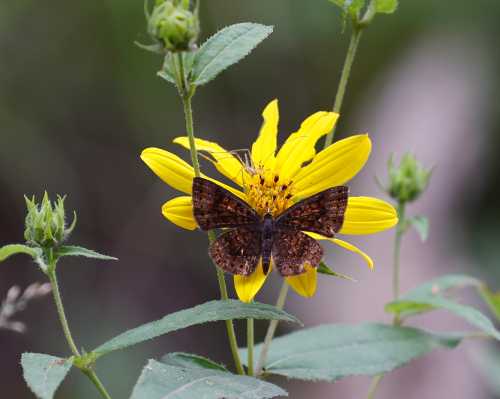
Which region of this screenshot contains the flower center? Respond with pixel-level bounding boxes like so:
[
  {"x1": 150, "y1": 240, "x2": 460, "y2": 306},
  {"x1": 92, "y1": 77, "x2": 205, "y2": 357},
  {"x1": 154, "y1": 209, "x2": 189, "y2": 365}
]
[{"x1": 243, "y1": 166, "x2": 294, "y2": 217}]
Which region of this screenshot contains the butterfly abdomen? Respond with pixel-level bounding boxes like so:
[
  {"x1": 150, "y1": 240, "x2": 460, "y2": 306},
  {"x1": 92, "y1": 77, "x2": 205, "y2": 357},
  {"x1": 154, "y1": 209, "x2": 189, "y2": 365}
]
[{"x1": 261, "y1": 214, "x2": 274, "y2": 275}]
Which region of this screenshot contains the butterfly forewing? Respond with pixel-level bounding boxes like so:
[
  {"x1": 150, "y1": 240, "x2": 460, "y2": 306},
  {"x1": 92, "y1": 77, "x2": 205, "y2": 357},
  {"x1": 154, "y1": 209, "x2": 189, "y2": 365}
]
[
  {"x1": 276, "y1": 186, "x2": 348, "y2": 237},
  {"x1": 209, "y1": 227, "x2": 261, "y2": 276},
  {"x1": 272, "y1": 231, "x2": 323, "y2": 276},
  {"x1": 192, "y1": 177, "x2": 259, "y2": 230}
]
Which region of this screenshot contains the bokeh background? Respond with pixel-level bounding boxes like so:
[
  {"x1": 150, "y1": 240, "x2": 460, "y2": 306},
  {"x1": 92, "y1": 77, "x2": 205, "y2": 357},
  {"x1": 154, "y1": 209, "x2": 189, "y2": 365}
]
[{"x1": 2, "y1": 0, "x2": 500, "y2": 397}]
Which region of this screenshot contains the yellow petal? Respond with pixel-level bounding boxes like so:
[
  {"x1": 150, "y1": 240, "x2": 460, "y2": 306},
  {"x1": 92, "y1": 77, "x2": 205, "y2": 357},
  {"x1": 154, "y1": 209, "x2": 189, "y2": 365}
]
[
  {"x1": 274, "y1": 111, "x2": 339, "y2": 181},
  {"x1": 173, "y1": 137, "x2": 250, "y2": 187},
  {"x1": 292, "y1": 134, "x2": 371, "y2": 199},
  {"x1": 285, "y1": 264, "x2": 317, "y2": 297},
  {"x1": 161, "y1": 196, "x2": 197, "y2": 230},
  {"x1": 234, "y1": 260, "x2": 269, "y2": 303},
  {"x1": 251, "y1": 99, "x2": 279, "y2": 170},
  {"x1": 340, "y1": 196, "x2": 398, "y2": 235},
  {"x1": 331, "y1": 238, "x2": 374, "y2": 270},
  {"x1": 141, "y1": 147, "x2": 195, "y2": 194},
  {"x1": 141, "y1": 147, "x2": 247, "y2": 200}
]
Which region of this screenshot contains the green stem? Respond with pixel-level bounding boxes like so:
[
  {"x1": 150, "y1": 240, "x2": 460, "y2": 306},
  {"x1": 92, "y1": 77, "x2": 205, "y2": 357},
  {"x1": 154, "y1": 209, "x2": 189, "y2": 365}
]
[
  {"x1": 323, "y1": 27, "x2": 363, "y2": 148},
  {"x1": 366, "y1": 375, "x2": 383, "y2": 399},
  {"x1": 366, "y1": 201, "x2": 406, "y2": 398},
  {"x1": 255, "y1": 282, "x2": 289, "y2": 376},
  {"x1": 47, "y1": 267, "x2": 113, "y2": 399},
  {"x1": 174, "y1": 55, "x2": 244, "y2": 375},
  {"x1": 82, "y1": 369, "x2": 113, "y2": 399},
  {"x1": 393, "y1": 202, "x2": 406, "y2": 306},
  {"x1": 209, "y1": 230, "x2": 245, "y2": 375},
  {"x1": 177, "y1": 54, "x2": 201, "y2": 177},
  {"x1": 247, "y1": 317, "x2": 255, "y2": 376},
  {"x1": 47, "y1": 269, "x2": 80, "y2": 357}
]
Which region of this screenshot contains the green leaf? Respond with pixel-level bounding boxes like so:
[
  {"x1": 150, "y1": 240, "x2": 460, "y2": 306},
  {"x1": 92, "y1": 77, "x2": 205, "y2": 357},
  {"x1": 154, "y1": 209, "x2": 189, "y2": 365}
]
[
  {"x1": 55, "y1": 245, "x2": 117, "y2": 261},
  {"x1": 407, "y1": 216, "x2": 429, "y2": 242},
  {"x1": 375, "y1": 0, "x2": 398, "y2": 13},
  {"x1": 191, "y1": 23, "x2": 273, "y2": 86},
  {"x1": 21, "y1": 353, "x2": 73, "y2": 399},
  {"x1": 161, "y1": 352, "x2": 228, "y2": 371},
  {"x1": 317, "y1": 262, "x2": 357, "y2": 282},
  {"x1": 328, "y1": 0, "x2": 366, "y2": 17},
  {"x1": 478, "y1": 285, "x2": 500, "y2": 321},
  {"x1": 93, "y1": 300, "x2": 300, "y2": 358},
  {"x1": 241, "y1": 323, "x2": 460, "y2": 382},
  {"x1": 158, "y1": 52, "x2": 196, "y2": 86},
  {"x1": 131, "y1": 360, "x2": 287, "y2": 399},
  {"x1": 0, "y1": 244, "x2": 41, "y2": 262},
  {"x1": 386, "y1": 275, "x2": 500, "y2": 340}
]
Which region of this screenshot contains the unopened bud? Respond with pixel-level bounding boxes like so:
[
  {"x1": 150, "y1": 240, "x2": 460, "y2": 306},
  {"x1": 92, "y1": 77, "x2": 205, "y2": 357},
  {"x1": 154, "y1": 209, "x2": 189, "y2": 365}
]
[
  {"x1": 148, "y1": 0, "x2": 199, "y2": 52},
  {"x1": 24, "y1": 192, "x2": 77, "y2": 248},
  {"x1": 386, "y1": 153, "x2": 432, "y2": 203}
]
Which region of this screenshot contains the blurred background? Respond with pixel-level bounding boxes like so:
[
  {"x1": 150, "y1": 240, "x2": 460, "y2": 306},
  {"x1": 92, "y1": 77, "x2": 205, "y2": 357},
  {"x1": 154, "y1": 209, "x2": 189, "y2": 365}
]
[{"x1": 1, "y1": 0, "x2": 500, "y2": 397}]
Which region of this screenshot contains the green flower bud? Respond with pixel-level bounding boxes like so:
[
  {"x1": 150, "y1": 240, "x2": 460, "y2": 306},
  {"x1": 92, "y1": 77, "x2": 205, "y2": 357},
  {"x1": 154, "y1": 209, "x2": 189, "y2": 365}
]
[
  {"x1": 24, "y1": 192, "x2": 77, "y2": 248},
  {"x1": 386, "y1": 153, "x2": 432, "y2": 203},
  {"x1": 148, "y1": 0, "x2": 199, "y2": 52}
]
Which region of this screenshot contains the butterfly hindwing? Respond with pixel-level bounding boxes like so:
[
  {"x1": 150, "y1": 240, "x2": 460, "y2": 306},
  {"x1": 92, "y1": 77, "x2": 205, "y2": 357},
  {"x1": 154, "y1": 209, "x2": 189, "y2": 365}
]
[
  {"x1": 275, "y1": 186, "x2": 348, "y2": 237},
  {"x1": 209, "y1": 227, "x2": 261, "y2": 276},
  {"x1": 192, "y1": 177, "x2": 259, "y2": 230},
  {"x1": 272, "y1": 230, "x2": 323, "y2": 276}
]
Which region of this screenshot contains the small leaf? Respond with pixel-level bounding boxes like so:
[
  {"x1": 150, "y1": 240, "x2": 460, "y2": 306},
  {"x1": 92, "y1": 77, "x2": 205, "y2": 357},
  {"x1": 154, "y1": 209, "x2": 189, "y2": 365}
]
[
  {"x1": 479, "y1": 285, "x2": 500, "y2": 321},
  {"x1": 55, "y1": 245, "x2": 117, "y2": 261},
  {"x1": 375, "y1": 0, "x2": 398, "y2": 13},
  {"x1": 135, "y1": 41, "x2": 165, "y2": 55},
  {"x1": 328, "y1": 0, "x2": 366, "y2": 17},
  {"x1": 93, "y1": 300, "x2": 300, "y2": 358},
  {"x1": 158, "y1": 52, "x2": 196, "y2": 86},
  {"x1": 161, "y1": 352, "x2": 228, "y2": 371},
  {"x1": 0, "y1": 244, "x2": 40, "y2": 262},
  {"x1": 407, "y1": 216, "x2": 429, "y2": 242},
  {"x1": 317, "y1": 262, "x2": 357, "y2": 282},
  {"x1": 21, "y1": 353, "x2": 72, "y2": 399},
  {"x1": 241, "y1": 323, "x2": 460, "y2": 382},
  {"x1": 131, "y1": 360, "x2": 287, "y2": 399},
  {"x1": 386, "y1": 274, "x2": 500, "y2": 340},
  {"x1": 191, "y1": 23, "x2": 273, "y2": 86}
]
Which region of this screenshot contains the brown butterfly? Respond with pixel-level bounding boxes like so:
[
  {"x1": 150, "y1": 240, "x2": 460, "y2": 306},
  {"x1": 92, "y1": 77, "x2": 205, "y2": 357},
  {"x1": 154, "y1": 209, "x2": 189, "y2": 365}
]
[{"x1": 192, "y1": 177, "x2": 348, "y2": 276}]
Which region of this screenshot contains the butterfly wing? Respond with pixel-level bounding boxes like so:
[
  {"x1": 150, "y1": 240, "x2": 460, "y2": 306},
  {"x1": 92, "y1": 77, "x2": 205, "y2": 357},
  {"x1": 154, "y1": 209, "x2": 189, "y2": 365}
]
[
  {"x1": 275, "y1": 186, "x2": 348, "y2": 237},
  {"x1": 272, "y1": 230, "x2": 323, "y2": 276},
  {"x1": 192, "y1": 177, "x2": 259, "y2": 230},
  {"x1": 209, "y1": 227, "x2": 261, "y2": 276}
]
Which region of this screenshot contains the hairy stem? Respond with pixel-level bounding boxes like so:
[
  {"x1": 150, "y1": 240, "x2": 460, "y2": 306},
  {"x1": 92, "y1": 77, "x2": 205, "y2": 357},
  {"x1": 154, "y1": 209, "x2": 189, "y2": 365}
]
[
  {"x1": 48, "y1": 268, "x2": 113, "y2": 399},
  {"x1": 209, "y1": 230, "x2": 245, "y2": 375},
  {"x1": 175, "y1": 55, "x2": 244, "y2": 375},
  {"x1": 82, "y1": 369, "x2": 113, "y2": 399},
  {"x1": 323, "y1": 27, "x2": 363, "y2": 147},
  {"x1": 256, "y1": 282, "x2": 289, "y2": 375},
  {"x1": 366, "y1": 201, "x2": 407, "y2": 398},
  {"x1": 48, "y1": 270, "x2": 80, "y2": 357},
  {"x1": 247, "y1": 317, "x2": 255, "y2": 376},
  {"x1": 366, "y1": 375, "x2": 384, "y2": 399}
]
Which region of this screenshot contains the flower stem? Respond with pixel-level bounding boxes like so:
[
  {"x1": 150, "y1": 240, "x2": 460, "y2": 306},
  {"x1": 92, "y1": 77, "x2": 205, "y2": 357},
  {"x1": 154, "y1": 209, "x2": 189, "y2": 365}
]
[
  {"x1": 209, "y1": 230, "x2": 245, "y2": 375},
  {"x1": 247, "y1": 317, "x2": 255, "y2": 376},
  {"x1": 177, "y1": 54, "x2": 201, "y2": 177},
  {"x1": 174, "y1": 54, "x2": 244, "y2": 375},
  {"x1": 392, "y1": 202, "x2": 406, "y2": 306},
  {"x1": 323, "y1": 27, "x2": 363, "y2": 148},
  {"x1": 365, "y1": 201, "x2": 407, "y2": 398},
  {"x1": 82, "y1": 369, "x2": 113, "y2": 399},
  {"x1": 47, "y1": 269, "x2": 80, "y2": 357},
  {"x1": 255, "y1": 282, "x2": 289, "y2": 376},
  {"x1": 47, "y1": 267, "x2": 113, "y2": 399},
  {"x1": 366, "y1": 375, "x2": 384, "y2": 399}
]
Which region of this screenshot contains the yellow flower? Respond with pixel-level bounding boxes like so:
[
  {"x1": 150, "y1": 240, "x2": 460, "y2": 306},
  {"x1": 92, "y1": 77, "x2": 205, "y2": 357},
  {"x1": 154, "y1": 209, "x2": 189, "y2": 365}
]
[{"x1": 141, "y1": 99, "x2": 398, "y2": 302}]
